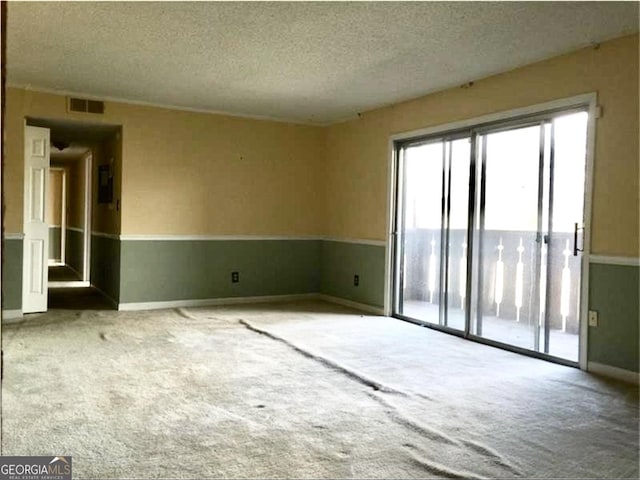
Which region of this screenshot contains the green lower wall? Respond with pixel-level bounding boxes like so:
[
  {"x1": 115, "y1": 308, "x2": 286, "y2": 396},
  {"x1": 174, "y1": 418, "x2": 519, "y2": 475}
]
[
  {"x1": 588, "y1": 263, "x2": 639, "y2": 372},
  {"x1": 2, "y1": 239, "x2": 23, "y2": 311},
  {"x1": 91, "y1": 234, "x2": 121, "y2": 304},
  {"x1": 48, "y1": 227, "x2": 61, "y2": 261},
  {"x1": 320, "y1": 241, "x2": 386, "y2": 308},
  {"x1": 119, "y1": 239, "x2": 321, "y2": 304},
  {"x1": 66, "y1": 228, "x2": 84, "y2": 276},
  {"x1": 4, "y1": 233, "x2": 638, "y2": 373}
]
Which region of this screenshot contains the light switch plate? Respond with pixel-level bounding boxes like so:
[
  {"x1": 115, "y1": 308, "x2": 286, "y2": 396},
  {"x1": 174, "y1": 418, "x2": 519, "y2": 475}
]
[{"x1": 588, "y1": 310, "x2": 598, "y2": 327}]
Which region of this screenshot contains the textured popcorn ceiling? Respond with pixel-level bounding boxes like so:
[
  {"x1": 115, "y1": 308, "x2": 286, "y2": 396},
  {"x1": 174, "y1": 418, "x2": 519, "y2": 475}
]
[{"x1": 7, "y1": 2, "x2": 639, "y2": 124}]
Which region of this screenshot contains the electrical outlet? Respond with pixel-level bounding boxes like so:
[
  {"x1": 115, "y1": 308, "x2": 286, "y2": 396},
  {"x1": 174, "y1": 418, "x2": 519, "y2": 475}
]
[
  {"x1": 588, "y1": 310, "x2": 598, "y2": 327},
  {"x1": 231, "y1": 271, "x2": 240, "y2": 283},
  {"x1": 354, "y1": 274, "x2": 359, "y2": 287}
]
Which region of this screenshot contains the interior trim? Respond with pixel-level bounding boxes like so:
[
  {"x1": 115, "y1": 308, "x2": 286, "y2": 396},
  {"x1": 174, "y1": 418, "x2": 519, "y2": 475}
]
[
  {"x1": 94, "y1": 233, "x2": 386, "y2": 246},
  {"x1": 118, "y1": 293, "x2": 385, "y2": 315},
  {"x1": 589, "y1": 255, "x2": 640, "y2": 267},
  {"x1": 1, "y1": 309, "x2": 24, "y2": 322},
  {"x1": 48, "y1": 281, "x2": 91, "y2": 288},
  {"x1": 389, "y1": 93, "x2": 598, "y2": 143},
  {"x1": 318, "y1": 294, "x2": 385, "y2": 315},
  {"x1": 588, "y1": 361, "x2": 639, "y2": 384},
  {"x1": 322, "y1": 237, "x2": 387, "y2": 247},
  {"x1": 91, "y1": 231, "x2": 120, "y2": 240},
  {"x1": 118, "y1": 293, "x2": 319, "y2": 311},
  {"x1": 4, "y1": 232, "x2": 25, "y2": 240},
  {"x1": 8, "y1": 83, "x2": 326, "y2": 127},
  {"x1": 119, "y1": 234, "x2": 322, "y2": 241}
]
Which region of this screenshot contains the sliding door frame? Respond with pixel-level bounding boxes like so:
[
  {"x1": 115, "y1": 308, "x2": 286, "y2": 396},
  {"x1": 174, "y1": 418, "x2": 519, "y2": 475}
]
[
  {"x1": 391, "y1": 132, "x2": 472, "y2": 336},
  {"x1": 384, "y1": 93, "x2": 597, "y2": 370}
]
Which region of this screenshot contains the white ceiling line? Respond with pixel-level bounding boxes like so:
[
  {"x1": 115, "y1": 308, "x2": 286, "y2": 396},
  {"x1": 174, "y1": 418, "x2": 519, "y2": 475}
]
[{"x1": 8, "y1": 83, "x2": 332, "y2": 127}]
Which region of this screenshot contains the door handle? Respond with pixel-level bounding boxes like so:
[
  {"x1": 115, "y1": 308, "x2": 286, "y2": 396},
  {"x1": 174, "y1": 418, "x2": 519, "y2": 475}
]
[
  {"x1": 536, "y1": 233, "x2": 550, "y2": 244},
  {"x1": 573, "y1": 223, "x2": 584, "y2": 256}
]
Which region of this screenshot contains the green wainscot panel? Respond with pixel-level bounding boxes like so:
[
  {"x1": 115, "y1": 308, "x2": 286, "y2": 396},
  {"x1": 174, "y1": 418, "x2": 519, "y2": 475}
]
[
  {"x1": 66, "y1": 229, "x2": 85, "y2": 276},
  {"x1": 119, "y1": 239, "x2": 321, "y2": 304},
  {"x1": 588, "y1": 262, "x2": 639, "y2": 372},
  {"x1": 320, "y1": 240, "x2": 385, "y2": 308},
  {"x1": 49, "y1": 227, "x2": 61, "y2": 261},
  {"x1": 91, "y1": 234, "x2": 121, "y2": 303},
  {"x1": 2, "y1": 239, "x2": 23, "y2": 311}
]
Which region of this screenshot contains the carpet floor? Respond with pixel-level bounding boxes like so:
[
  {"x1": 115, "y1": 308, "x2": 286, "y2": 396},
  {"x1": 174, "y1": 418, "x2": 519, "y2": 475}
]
[{"x1": 2, "y1": 301, "x2": 638, "y2": 479}]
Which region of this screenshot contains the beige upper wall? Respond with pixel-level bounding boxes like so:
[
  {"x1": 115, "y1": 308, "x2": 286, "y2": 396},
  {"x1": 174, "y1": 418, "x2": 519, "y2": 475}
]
[
  {"x1": 5, "y1": 88, "x2": 325, "y2": 235},
  {"x1": 324, "y1": 34, "x2": 639, "y2": 257},
  {"x1": 6, "y1": 34, "x2": 638, "y2": 253},
  {"x1": 116, "y1": 104, "x2": 324, "y2": 236}
]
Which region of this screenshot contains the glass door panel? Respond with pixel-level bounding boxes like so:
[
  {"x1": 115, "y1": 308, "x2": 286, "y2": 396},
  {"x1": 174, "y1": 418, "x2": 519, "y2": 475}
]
[
  {"x1": 444, "y1": 138, "x2": 471, "y2": 331},
  {"x1": 475, "y1": 125, "x2": 543, "y2": 351},
  {"x1": 397, "y1": 141, "x2": 444, "y2": 325},
  {"x1": 542, "y1": 112, "x2": 588, "y2": 361}
]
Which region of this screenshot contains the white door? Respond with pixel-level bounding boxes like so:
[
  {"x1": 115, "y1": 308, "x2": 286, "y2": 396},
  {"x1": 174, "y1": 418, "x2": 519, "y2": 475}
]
[{"x1": 23, "y1": 125, "x2": 50, "y2": 313}]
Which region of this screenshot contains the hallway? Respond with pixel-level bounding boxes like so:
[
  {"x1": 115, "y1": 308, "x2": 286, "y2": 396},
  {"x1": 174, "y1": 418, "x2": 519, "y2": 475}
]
[
  {"x1": 48, "y1": 265, "x2": 113, "y2": 310},
  {"x1": 48, "y1": 265, "x2": 81, "y2": 282}
]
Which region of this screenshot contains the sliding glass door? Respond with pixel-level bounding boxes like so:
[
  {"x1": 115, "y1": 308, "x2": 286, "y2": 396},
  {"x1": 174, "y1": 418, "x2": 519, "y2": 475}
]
[
  {"x1": 395, "y1": 140, "x2": 444, "y2": 326},
  {"x1": 395, "y1": 135, "x2": 470, "y2": 332},
  {"x1": 393, "y1": 108, "x2": 588, "y2": 365},
  {"x1": 474, "y1": 123, "x2": 544, "y2": 352},
  {"x1": 543, "y1": 112, "x2": 587, "y2": 360}
]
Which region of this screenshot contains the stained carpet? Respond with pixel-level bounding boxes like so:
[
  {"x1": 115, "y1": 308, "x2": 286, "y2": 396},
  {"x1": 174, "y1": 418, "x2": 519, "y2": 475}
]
[{"x1": 2, "y1": 301, "x2": 638, "y2": 478}]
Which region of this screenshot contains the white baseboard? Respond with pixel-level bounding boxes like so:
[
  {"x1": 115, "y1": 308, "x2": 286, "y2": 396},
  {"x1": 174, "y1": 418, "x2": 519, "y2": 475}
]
[
  {"x1": 48, "y1": 281, "x2": 91, "y2": 288},
  {"x1": 318, "y1": 294, "x2": 385, "y2": 315},
  {"x1": 587, "y1": 361, "x2": 639, "y2": 384},
  {"x1": 118, "y1": 293, "x2": 319, "y2": 311},
  {"x1": 1, "y1": 292, "x2": 380, "y2": 318},
  {"x1": 2, "y1": 309, "x2": 24, "y2": 323},
  {"x1": 114, "y1": 292, "x2": 385, "y2": 315}
]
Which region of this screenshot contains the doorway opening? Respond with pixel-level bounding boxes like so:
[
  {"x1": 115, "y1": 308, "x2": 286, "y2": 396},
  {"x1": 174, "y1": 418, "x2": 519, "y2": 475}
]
[
  {"x1": 24, "y1": 117, "x2": 120, "y2": 311},
  {"x1": 392, "y1": 101, "x2": 593, "y2": 366}
]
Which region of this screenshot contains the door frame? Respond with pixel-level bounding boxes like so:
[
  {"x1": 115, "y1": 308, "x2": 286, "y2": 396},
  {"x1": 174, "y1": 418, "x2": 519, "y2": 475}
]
[
  {"x1": 48, "y1": 167, "x2": 67, "y2": 266},
  {"x1": 384, "y1": 93, "x2": 598, "y2": 370},
  {"x1": 82, "y1": 151, "x2": 92, "y2": 283}
]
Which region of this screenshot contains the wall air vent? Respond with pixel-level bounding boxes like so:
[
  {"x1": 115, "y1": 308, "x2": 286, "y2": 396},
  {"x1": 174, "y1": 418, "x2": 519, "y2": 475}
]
[{"x1": 67, "y1": 97, "x2": 105, "y2": 114}]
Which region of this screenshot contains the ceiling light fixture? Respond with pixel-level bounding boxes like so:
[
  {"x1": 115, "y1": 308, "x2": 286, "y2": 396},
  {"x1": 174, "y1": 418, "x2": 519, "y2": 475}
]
[{"x1": 52, "y1": 140, "x2": 70, "y2": 151}]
